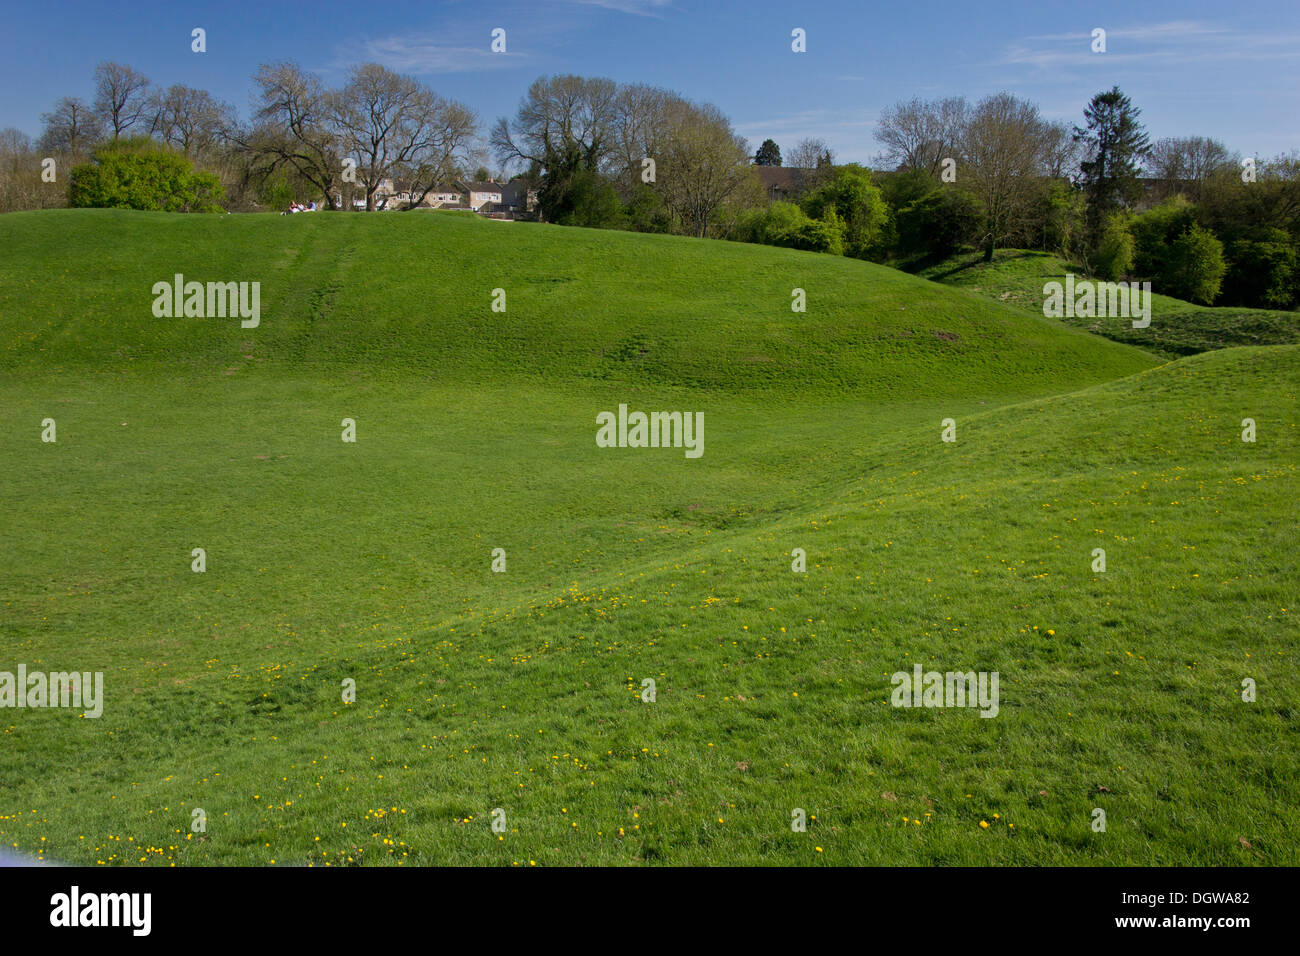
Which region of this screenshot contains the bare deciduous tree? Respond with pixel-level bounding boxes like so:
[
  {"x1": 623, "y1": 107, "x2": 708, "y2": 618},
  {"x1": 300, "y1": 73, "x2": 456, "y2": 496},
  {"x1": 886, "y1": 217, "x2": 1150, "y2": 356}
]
[
  {"x1": 1146, "y1": 136, "x2": 1234, "y2": 199},
  {"x1": 877, "y1": 96, "x2": 968, "y2": 176},
  {"x1": 245, "y1": 61, "x2": 343, "y2": 209},
  {"x1": 0, "y1": 127, "x2": 67, "y2": 212},
  {"x1": 38, "y1": 96, "x2": 104, "y2": 154},
  {"x1": 0, "y1": 128, "x2": 31, "y2": 167},
  {"x1": 610, "y1": 82, "x2": 675, "y2": 195},
  {"x1": 1039, "y1": 120, "x2": 1082, "y2": 181},
  {"x1": 655, "y1": 99, "x2": 753, "y2": 238},
  {"x1": 150, "y1": 85, "x2": 236, "y2": 156},
  {"x1": 491, "y1": 74, "x2": 620, "y2": 173},
  {"x1": 329, "y1": 64, "x2": 475, "y2": 210},
  {"x1": 960, "y1": 92, "x2": 1047, "y2": 260},
  {"x1": 787, "y1": 136, "x2": 833, "y2": 170},
  {"x1": 494, "y1": 74, "x2": 753, "y2": 232},
  {"x1": 93, "y1": 62, "x2": 152, "y2": 138},
  {"x1": 491, "y1": 75, "x2": 622, "y2": 222},
  {"x1": 787, "y1": 136, "x2": 836, "y2": 190}
]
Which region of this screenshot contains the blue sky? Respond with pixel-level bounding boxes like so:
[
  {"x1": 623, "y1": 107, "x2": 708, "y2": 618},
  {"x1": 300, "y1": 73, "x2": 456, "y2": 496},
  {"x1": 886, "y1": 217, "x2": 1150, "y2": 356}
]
[{"x1": 2, "y1": 0, "x2": 1297, "y2": 162}]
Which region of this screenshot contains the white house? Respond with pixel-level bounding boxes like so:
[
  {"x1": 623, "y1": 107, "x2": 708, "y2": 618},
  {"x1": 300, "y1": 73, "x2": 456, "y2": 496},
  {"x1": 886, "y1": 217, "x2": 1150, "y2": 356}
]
[{"x1": 460, "y1": 181, "x2": 503, "y2": 212}]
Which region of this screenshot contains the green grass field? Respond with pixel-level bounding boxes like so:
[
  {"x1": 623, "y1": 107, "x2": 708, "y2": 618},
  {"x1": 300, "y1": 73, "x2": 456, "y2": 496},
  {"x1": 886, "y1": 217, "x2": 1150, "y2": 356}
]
[
  {"x1": 1, "y1": 210, "x2": 1295, "y2": 865},
  {"x1": 914, "y1": 248, "x2": 1300, "y2": 359}
]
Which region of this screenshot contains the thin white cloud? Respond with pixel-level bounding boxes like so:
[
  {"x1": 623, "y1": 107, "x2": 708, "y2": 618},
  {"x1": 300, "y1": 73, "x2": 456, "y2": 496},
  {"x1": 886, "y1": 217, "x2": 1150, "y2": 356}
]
[
  {"x1": 1110, "y1": 20, "x2": 1232, "y2": 41},
  {"x1": 997, "y1": 44, "x2": 1140, "y2": 69},
  {"x1": 341, "y1": 34, "x2": 527, "y2": 74},
  {"x1": 995, "y1": 20, "x2": 1300, "y2": 71},
  {"x1": 736, "y1": 108, "x2": 881, "y2": 138},
  {"x1": 566, "y1": 0, "x2": 673, "y2": 16},
  {"x1": 1021, "y1": 20, "x2": 1229, "y2": 43}
]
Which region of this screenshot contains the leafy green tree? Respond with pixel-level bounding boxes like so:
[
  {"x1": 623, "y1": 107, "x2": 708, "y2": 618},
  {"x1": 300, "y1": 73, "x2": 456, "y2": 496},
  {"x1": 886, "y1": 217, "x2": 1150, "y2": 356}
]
[
  {"x1": 1196, "y1": 154, "x2": 1300, "y2": 259},
  {"x1": 1164, "y1": 223, "x2": 1226, "y2": 304},
  {"x1": 1130, "y1": 197, "x2": 1195, "y2": 278},
  {"x1": 878, "y1": 168, "x2": 936, "y2": 211},
  {"x1": 546, "y1": 163, "x2": 623, "y2": 228},
  {"x1": 1035, "y1": 180, "x2": 1086, "y2": 258},
  {"x1": 737, "y1": 202, "x2": 843, "y2": 254},
  {"x1": 68, "y1": 138, "x2": 224, "y2": 212},
  {"x1": 801, "y1": 163, "x2": 889, "y2": 259},
  {"x1": 624, "y1": 183, "x2": 672, "y2": 233},
  {"x1": 1094, "y1": 214, "x2": 1135, "y2": 281},
  {"x1": 1223, "y1": 231, "x2": 1298, "y2": 309},
  {"x1": 736, "y1": 201, "x2": 801, "y2": 244},
  {"x1": 754, "y1": 138, "x2": 782, "y2": 166},
  {"x1": 894, "y1": 188, "x2": 983, "y2": 261},
  {"x1": 534, "y1": 143, "x2": 584, "y2": 222},
  {"x1": 259, "y1": 171, "x2": 298, "y2": 211}
]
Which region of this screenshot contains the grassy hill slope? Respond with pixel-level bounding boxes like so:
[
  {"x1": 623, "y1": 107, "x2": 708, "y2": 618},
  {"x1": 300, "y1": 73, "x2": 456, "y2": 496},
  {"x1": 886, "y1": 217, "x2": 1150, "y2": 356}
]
[
  {"x1": 1, "y1": 210, "x2": 1155, "y2": 400},
  {"x1": 914, "y1": 249, "x2": 1300, "y2": 359},
  {"x1": 0, "y1": 212, "x2": 1294, "y2": 866}
]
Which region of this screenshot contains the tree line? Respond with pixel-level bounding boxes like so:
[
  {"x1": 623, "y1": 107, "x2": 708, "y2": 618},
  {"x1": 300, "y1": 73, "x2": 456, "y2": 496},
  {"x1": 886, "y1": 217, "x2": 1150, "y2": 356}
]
[
  {"x1": 1, "y1": 63, "x2": 1296, "y2": 309},
  {"x1": 0, "y1": 60, "x2": 479, "y2": 214}
]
